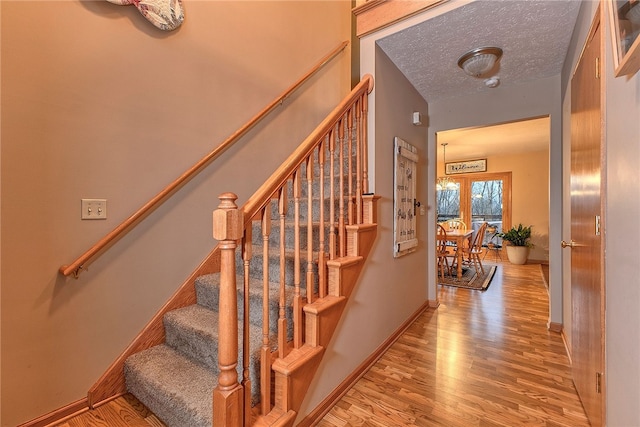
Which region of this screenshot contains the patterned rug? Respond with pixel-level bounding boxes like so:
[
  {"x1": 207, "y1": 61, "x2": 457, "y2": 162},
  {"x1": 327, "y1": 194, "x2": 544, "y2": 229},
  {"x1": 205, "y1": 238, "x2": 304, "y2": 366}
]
[{"x1": 438, "y1": 264, "x2": 497, "y2": 291}]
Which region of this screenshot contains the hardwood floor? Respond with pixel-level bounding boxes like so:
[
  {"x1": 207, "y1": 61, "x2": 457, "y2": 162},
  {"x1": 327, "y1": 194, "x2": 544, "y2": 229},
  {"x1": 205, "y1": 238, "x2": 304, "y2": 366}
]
[
  {"x1": 56, "y1": 260, "x2": 587, "y2": 426},
  {"x1": 317, "y1": 260, "x2": 589, "y2": 427},
  {"x1": 53, "y1": 394, "x2": 165, "y2": 427}
]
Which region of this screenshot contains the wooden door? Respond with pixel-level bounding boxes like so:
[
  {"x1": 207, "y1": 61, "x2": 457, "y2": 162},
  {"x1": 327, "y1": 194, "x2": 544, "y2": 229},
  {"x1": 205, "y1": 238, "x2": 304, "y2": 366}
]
[{"x1": 569, "y1": 9, "x2": 604, "y2": 426}]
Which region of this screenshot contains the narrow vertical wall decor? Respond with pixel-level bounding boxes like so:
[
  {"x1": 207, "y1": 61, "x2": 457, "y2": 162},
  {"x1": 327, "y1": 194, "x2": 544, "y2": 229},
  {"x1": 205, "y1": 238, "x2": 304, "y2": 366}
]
[
  {"x1": 393, "y1": 137, "x2": 419, "y2": 258},
  {"x1": 607, "y1": 0, "x2": 640, "y2": 76},
  {"x1": 106, "y1": 0, "x2": 184, "y2": 31}
]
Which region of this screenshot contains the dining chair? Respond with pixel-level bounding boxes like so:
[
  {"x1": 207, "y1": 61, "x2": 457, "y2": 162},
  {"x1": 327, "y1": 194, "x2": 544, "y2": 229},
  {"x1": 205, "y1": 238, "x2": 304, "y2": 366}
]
[
  {"x1": 461, "y1": 221, "x2": 488, "y2": 275},
  {"x1": 436, "y1": 224, "x2": 452, "y2": 279},
  {"x1": 483, "y1": 224, "x2": 502, "y2": 261},
  {"x1": 443, "y1": 219, "x2": 467, "y2": 231},
  {"x1": 443, "y1": 219, "x2": 469, "y2": 264}
]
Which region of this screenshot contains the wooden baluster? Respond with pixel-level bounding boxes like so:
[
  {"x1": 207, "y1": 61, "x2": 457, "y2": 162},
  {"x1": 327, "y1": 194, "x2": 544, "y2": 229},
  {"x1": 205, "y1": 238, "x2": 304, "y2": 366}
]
[
  {"x1": 260, "y1": 206, "x2": 271, "y2": 415},
  {"x1": 347, "y1": 108, "x2": 354, "y2": 226},
  {"x1": 278, "y1": 187, "x2": 288, "y2": 359},
  {"x1": 212, "y1": 193, "x2": 244, "y2": 427},
  {"x1": 292, "y1": 171, "x2": 303, "y2": 349},
  {"x1": 362, "y1": 92, "x2": 370, "y2": 195},
  {"x1": 318, "y1": 139, "x2": 327, "y2": 298},
  {"x1": 338, "y1": 116, "x2": 346, "y2": 258},
  {"x1": 329, "y1": 128, "x2": 336, "y2": 260},
  {"x1": 306, "y1": 156, "x2": 315, "y2": 304},
  {"x1": 355, "y1": 98, "x2": 363, "y2": 225},
  {"x1": 241, "y1": 227, "x2": 252, "y2": 425}
]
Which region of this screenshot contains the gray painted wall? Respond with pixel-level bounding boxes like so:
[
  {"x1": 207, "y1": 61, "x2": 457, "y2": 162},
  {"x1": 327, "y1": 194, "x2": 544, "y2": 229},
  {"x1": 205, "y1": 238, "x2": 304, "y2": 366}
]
[{"x1": 298, "y1": 42, "x2": 430, "y2": 421}]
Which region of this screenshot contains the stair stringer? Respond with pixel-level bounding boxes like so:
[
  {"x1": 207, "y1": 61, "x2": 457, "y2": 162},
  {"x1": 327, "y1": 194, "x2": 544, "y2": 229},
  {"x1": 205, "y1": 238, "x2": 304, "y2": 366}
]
[{"x1": 257, "y1": 221, "x2": 378, "y2": 426}]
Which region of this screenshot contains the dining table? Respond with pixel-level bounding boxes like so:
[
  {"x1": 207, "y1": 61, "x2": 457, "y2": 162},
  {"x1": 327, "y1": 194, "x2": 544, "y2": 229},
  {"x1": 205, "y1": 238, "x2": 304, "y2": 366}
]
[{"x1": 441, "y1": 228, "x2": 473, "y2": 279}]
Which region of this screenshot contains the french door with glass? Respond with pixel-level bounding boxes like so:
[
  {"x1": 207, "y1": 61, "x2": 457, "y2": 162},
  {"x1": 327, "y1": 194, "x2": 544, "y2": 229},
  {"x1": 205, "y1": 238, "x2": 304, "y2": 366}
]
[{"x1": 437, "y1": 172, "x2": 512, "y2": 245}]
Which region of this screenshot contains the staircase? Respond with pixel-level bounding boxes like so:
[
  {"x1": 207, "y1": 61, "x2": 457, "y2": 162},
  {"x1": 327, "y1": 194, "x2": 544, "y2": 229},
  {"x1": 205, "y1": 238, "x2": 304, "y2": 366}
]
[{"x1": 106, "y1": 75, "x2": 376, "y2": 426}]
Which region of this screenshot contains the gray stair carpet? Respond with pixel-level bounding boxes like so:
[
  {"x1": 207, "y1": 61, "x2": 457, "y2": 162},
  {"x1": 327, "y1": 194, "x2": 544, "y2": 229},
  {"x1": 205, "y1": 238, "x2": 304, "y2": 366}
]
[
  {"x1": 123, "y1": 165, "x2": 345, "y2": 426},
  {"x1": 125, "y1": 344, "x2": 216, "y2": 427}
]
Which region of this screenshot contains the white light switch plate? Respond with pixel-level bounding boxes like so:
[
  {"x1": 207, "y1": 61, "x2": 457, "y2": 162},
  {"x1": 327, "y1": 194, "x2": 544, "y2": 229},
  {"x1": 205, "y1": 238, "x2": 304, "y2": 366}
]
[{"x1": 81, "y1": 199, "x2": 107, "y2": 220}]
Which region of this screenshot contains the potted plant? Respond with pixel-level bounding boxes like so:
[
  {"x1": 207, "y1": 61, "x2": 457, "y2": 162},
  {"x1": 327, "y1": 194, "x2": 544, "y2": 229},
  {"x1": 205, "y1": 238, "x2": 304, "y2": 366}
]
[{"x1": 497, "y1": 223, "x2": 533, "y2": 265}]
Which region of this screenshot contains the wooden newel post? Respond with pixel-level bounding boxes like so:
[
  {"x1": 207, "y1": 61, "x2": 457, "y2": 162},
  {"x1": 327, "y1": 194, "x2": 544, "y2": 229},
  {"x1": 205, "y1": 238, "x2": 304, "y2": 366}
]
[{"x1": 212, "y1": 192, "x2": 244, "y2": 427}]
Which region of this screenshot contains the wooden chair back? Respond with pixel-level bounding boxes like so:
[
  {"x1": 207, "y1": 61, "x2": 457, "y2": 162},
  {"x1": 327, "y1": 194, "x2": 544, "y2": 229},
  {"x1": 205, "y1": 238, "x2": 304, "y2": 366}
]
[
  {"x1": 437, "y1": 224, "x2": 449, "y2": 254},
  {"x1": 436, "y1": 224, "x2": 451, "y2": 278},
  {"x1": 464, "y1": 221, "x2": 489, "y2": 275},
  {"x1": 443, "y1": 219, "x2": 467, "y2": 231},
  {"x1": 471, "y1": 222, "x2": 489, "y2": 252}
]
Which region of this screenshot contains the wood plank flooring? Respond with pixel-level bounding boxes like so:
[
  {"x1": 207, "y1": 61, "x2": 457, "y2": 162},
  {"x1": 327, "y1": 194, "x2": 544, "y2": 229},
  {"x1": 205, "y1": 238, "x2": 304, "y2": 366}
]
[
  {"x1": 56, "y1": 260, "x2": 588, "y2": 426},
  {"x1": 317, "y1": 260, "x2": 589, "y2": 427},
  {"x1": 54, "y1": 394, "x2": 165, "y2": 427}
]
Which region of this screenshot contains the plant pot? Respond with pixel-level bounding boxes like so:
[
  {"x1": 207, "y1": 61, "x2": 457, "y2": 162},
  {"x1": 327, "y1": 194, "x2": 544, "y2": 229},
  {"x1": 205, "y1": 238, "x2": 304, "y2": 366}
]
[{"x1": 505, "y1": 245, "x2": 530, "y2": 265}]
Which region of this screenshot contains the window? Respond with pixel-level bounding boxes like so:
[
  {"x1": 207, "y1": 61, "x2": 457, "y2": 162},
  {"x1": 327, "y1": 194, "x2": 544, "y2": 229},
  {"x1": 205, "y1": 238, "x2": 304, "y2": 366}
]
[{"x1": 437, "y1": 172, "x2": 512, "y2": 246}]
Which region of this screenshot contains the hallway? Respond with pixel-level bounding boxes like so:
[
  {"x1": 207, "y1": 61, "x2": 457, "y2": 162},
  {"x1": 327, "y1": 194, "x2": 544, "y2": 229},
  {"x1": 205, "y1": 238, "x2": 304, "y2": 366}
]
[{"x1": 317, "y1": 260, "x2": 590, "y2": 426}]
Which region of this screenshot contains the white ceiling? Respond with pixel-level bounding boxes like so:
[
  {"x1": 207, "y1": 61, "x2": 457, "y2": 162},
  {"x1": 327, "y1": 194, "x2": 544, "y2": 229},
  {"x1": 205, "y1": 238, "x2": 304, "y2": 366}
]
[
  {"x1": 436, "y1": 116, "x2": 550, "y2": 161},
  {"x1": 375, "y1": 0, "x2": 582, "y2": 158}
]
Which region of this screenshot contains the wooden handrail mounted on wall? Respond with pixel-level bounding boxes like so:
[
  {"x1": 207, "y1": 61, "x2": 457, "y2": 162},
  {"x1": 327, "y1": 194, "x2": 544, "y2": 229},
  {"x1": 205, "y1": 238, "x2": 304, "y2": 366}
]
[
  {"x1": 59, "y1": 41, "x2": 349, "y2": 278},
  {"x1": 85, "y1": 75, "x2": 374, "y2": 412}
]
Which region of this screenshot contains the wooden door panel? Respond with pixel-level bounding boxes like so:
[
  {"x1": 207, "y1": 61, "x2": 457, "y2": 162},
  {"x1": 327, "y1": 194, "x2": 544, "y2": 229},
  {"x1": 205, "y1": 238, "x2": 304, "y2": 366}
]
[{"x1": 570, "y1": 11, "x2": 604, "y2": 427}]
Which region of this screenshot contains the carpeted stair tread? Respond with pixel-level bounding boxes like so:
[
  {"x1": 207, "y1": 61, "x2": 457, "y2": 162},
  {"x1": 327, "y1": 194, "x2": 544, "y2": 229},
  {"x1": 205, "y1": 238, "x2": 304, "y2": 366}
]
[
  {"x1": 243, "y1": 244, "x2": 321, "y2": 263},
  {"x1": 196, "y1": 272, "x2": 284, "y2": 315},
  {"x1": 265, "y1": 194, "x2": 355, "y2": 222},
  {"x1": 164, "y1": 304, "x2": 223, "y2": 372},
  {"x1": 245, "y1": 244, "x2": 320, "y2": 265},
  {"x1": 124, "y1": 344, "x2": 215, "y2": 427},
  {"x1": 195, "y1": 273, "x2": 304, "y2": 340},
  {"x1": 164, "y1": 304, "x2": 270, "y2": 371},
  {"x1": 234, "y1": 245, "x2": 321, "y2": 289},
  {"x1": 250, "y1": 220, "x2": 332, "y2": 249},
  {"x1": 163, "y1": 304, "x2": 274, "y2": 406}
]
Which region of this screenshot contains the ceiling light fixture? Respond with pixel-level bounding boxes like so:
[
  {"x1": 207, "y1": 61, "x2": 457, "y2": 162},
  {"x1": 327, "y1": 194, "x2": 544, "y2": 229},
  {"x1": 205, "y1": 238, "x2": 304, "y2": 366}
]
[
  {"x1": 457, "y1": 47, "x2": 503, "y2": 78},
  {"x1": 436, "y1": 143, "x2": 458, "y2": 191}
]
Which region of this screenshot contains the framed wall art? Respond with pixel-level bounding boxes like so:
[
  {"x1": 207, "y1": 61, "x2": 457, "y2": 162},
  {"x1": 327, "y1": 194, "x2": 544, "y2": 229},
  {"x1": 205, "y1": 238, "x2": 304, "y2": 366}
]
[{"x1": 607, "y1": 0, "x2": 640, "y2": 77}]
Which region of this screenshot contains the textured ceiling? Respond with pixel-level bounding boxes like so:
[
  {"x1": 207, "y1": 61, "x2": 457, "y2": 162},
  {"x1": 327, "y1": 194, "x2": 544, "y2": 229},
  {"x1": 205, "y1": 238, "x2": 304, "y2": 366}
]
[
  {"x1": 376, "y1": 0, "x2": 581, "y2": 158},
  {"x1": 377, "y1": 0, "x2": 582, "y2": 102}
]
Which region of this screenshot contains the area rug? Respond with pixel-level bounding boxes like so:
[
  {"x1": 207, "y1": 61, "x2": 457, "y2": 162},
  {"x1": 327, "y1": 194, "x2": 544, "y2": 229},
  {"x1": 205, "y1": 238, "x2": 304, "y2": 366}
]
[{"x1": 439, "y1": 265, "x2": 497, "y2": 291}]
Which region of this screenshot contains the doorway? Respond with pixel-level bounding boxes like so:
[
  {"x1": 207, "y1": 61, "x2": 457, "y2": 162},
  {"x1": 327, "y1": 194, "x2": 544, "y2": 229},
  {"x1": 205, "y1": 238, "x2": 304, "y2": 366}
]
[{"x1": 436, "y1": 118, "x2": 549, "y2": 264}]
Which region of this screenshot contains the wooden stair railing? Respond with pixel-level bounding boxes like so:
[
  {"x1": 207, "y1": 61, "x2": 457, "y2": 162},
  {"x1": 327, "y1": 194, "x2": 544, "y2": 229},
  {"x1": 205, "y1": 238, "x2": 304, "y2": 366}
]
[
  {"x1": 59, "y1": 40, "x2": 349, "y2": 279},
  {"x1": 213, "y1": 74, "x2": 374, "y2": 426}
]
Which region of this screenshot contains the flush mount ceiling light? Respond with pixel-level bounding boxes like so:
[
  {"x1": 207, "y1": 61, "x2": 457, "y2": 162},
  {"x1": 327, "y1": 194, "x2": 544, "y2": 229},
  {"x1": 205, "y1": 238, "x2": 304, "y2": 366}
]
[{"x1": 457, "y1": 47, "x2": 503, "y2": 78}]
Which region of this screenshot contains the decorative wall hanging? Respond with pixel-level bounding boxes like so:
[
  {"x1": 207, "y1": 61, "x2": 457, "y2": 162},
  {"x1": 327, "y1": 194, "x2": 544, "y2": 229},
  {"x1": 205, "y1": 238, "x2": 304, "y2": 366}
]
[
  {"x1": 107, "y1": 0, "x2": 184, "y2": 31},
  {"x1": 393, "y1": 137, "x2": 419, "y2": 258},
  {"x1": 446, "y1": 158, "x2": 487, "y2": 175}
]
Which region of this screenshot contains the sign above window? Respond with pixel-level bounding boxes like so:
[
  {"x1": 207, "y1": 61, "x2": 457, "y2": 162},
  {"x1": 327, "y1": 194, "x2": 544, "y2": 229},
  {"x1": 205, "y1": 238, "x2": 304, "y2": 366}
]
[{"x1": 446, "y1": 159, "x2": 487, "y2": 175}]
